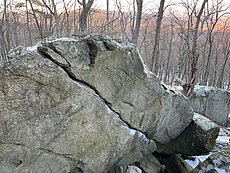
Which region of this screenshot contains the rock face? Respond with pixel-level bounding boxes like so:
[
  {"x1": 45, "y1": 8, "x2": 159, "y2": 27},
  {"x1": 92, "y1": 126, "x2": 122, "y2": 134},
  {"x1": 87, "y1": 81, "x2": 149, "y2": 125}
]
[
  {"x1": 0, "y1": 36, "x2": 193, "y2": 172},
  {"x1": 190, "y1": 86, "x2": 230, "y2": 126},
  {"x1": 36, "y1": 36, "x2": 194, "y2": 144}
]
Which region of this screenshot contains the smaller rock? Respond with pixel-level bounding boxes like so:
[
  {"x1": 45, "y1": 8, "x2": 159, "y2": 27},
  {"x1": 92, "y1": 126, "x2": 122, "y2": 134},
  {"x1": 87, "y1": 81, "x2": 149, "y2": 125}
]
[
  {"x1": 157, "y1": 113, "x2": 220, "y2": 156},
  {"x1": 138, "y1": 154, "x2": 165, "y2": 173},
  {"x1": 190, "y1": 86, "x2": 230, "y2": 126}
]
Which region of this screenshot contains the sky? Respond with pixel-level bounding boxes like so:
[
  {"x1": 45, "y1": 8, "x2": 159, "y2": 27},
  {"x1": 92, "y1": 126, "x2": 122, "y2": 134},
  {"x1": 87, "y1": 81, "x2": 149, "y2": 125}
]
[
  {"x1": 3, "y1": 0, "x2": 229, "y2": 15},
  {"x1": 94, "y1": 0, "x2": 230, "y2": 13}
]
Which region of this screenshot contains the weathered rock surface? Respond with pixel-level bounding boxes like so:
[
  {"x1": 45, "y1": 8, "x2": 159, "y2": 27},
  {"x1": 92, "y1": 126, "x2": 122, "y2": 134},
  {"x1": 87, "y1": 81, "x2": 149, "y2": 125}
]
[
  {"x1": 36, "y1": 36, "x2": 193, "y2": 144},
  {"x1": 0, "y1": 36, "x2": 193, "y2": 172},
  {"x1": 157, "y1": 113, "x2": 220, "y2": 156},
  {"x1": 190, "y1": 86, "x2": 230, "y2": 126}
]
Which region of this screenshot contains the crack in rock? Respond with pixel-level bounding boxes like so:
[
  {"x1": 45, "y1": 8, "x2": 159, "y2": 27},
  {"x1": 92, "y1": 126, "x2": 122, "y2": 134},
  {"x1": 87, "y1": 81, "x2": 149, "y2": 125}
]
[
  {"x1": 37, "y1": 45, "x2": 149, "y2": 139},
  {"x1": 41, "y1": 148, "x2": 76, "y2": 161},
  {"x1": 0, "y1": 141, "x2": 76, "y2": 162},
  {"x1": 46, "y1": 43, "x2": 72, "y2": 67},
  {"x1": 84, "y1": 39, "x2": 98, "y2": 67}
]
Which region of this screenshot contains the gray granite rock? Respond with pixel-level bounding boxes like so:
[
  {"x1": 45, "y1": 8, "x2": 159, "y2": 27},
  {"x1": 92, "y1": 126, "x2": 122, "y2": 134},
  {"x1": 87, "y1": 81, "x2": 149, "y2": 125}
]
[
  {"x1": 0, "y1": 36, "x2": 194, "y2": 172},
  {"x1": 190, "y1": 86, "x2": 230, "y2": 126}
]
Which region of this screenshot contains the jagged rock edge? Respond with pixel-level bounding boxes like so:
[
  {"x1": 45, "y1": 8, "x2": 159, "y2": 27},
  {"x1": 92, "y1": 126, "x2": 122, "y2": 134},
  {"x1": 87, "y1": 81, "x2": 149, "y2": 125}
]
[{"x1": 37, "y1": 45, "x2": 150, "y2": 140}]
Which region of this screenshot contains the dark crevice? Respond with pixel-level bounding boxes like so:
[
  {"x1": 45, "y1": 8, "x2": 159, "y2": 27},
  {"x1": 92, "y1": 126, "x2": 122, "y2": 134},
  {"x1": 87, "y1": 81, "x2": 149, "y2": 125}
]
[
  {"x1": 70, "y1": 167, "x2": 83, "y2": 173},
  {"x1": 41, "y1": 148, "x2": 75, "y2": 161},
  {"x1": 37, "y1": 45, "x2": 149, "y2": 139},
  {"x1": 162, "y1": 84, "x2": 175, "y2": 94},
  {"x1": 37, "y1": 46, "x2": 69, "y2": 68},
  {"x1": 134, "y1": 162, "x2": 147, "y2": 173},
  {"x1": 14, "y1": 160, "x2": 23, "y2": 167},
  {"x1": 162, "y1": 84, "x2": 167, "y2": 90},
  {"x1": 85, "y1": 39, "x2": 98, "y2": 67},
  {"x1": 47, "y1": 43, "x2": 71, "y2": 67},
  {"x1": 0, "y1": 141, "x2": 75, "y2": 161},
  {"x1": 169, "y1": 89, "x2": 175, "y2": 94},
  {"x1": 0, "y1": 141, "x2": 26, "y2": 147},
  {"x1": 122, "y1": 100, "x2": 134, "y2": 107},
  {"x1": 102, "y1": 40, "x2": 117, "y2": 51}
]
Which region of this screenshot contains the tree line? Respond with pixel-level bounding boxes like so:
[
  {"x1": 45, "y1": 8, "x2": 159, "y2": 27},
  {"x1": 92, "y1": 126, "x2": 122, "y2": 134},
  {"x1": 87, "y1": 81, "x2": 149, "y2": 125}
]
[{"x1": 0, "y1": 0, "x2": 229, "y2": 92}]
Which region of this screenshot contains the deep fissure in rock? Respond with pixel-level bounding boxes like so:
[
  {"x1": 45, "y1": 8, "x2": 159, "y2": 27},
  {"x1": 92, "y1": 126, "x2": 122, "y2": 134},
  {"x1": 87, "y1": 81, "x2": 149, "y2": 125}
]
[{"x1": 37, "y1": 45, "x2": 149, "y2": 138}]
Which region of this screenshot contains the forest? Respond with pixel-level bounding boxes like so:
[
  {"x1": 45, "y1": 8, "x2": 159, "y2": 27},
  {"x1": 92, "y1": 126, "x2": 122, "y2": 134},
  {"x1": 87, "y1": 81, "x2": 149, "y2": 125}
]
[{"x1": 0, "y1": 0, "x2": 230, "y2": 90}]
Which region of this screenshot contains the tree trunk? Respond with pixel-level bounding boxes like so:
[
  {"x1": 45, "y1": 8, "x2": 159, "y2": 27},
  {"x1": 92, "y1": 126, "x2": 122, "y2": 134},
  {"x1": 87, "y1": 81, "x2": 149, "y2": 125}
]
[
  {"x1": 0, "y1": 0, "x2": 10, "y2": 64},
  {"x1": 106, "y1": 0, "x2": 109, "y2": 33},
  {"x1": 51, "y1": 0, "x2": 60, "y2": 38},
  {"x1": 184, "y1": 0, "x2": 208, "y2": 97},
  {"x1": 26, "y1": 0, "x2": 32, "y2": 45},
  {"x1": 151, "y1": 0, "x2": 165, "y2": 75},
  {"x1": 28, "y1": 0, "x2": 43, "y2": 38},
  {"x1": 78, "y1": 0, "x2": 94, "y2": 35},
  {"x1": 217, "y1": 47, "x2": 229, "y2": 88},
  {"x1": 164, "y1": 21, "x2": 174, "y2": 83},
  {"x1": 131, "y1": 0, "x2": 143, "y2": 45}
]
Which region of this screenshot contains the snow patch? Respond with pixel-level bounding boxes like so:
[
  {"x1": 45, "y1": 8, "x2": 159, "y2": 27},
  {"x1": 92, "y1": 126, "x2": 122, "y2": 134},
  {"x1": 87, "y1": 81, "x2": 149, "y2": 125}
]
[
  {"x1": 185, "y1": 154, "x2": 212, "y2": 169},
  {"x1": 26, "y1": 45, "x2": 38, "y2": 52},
  {"x1": 193, "y1": 86, "x2": 211, "y2": 97},
  {"x1": 185, "y1": 159, "x2": 200, "y2": 169},
  {"x1": 49, "y1": 37, "x2": 76, "y2": 43},
  {"x1": 171, "y1": 86, "x2": 183, "y2": 92},
  {"x1": 116, "y1": 41, "x2": 135, "y2": 50},
  {"x1": 214, "y1": 168, "x2": 227, "y2": 173},
  {"x1": 216, "y1": 136, "x2": 230, "y2": 145}
]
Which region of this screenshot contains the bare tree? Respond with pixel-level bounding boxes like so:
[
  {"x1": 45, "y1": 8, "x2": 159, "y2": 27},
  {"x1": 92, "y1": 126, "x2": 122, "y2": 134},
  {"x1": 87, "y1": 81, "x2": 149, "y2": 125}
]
[
  {"x1": 183, "y1": 0, "x2": 208, "y2": 96},
  {"x1": 27, "y1": 0, "x2": 43, "y2": 38},
  {"x1": 106, "y1": 0, "x2": 109, "y2": 33},
  {"x1": 0, "y1": 0, "x2": 10, "y2": 64},
  {"x1": 77, "y1": 0, "x2": 94, "y2": 35},
  {"x1": 40, "y1": 0, "x2": 60, "y2": 38},
  {"x1": 151, "y1": 0, "x2": 165, "y2": 75},
  {"x1": 201, "y1": 0, "x2": 228, "y2": 85},
  {"x1": 131, "y1": 0, "x2": 143, "y2": 44}
]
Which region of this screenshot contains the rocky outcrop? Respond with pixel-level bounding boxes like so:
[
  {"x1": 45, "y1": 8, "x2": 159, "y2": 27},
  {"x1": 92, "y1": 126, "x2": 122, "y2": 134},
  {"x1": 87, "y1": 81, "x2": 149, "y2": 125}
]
[
  {"x1": 190, "y1": 86, "x2": 230, "y2": 126},
  {"x1": 0, "y1": 36, "x2": 194, "y2": 173}
]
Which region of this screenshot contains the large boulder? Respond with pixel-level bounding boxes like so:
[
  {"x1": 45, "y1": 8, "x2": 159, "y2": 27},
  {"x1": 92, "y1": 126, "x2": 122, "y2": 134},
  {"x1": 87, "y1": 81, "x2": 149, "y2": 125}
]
[
  {"x1": 157, "y1": 113, "x2": 220, "y2": 156},
  {"x1": 190, "y1": 86, "x2": 230, "y2": 126},
  {"x1": 36, "y1": 36, "x2": 193, "y2": 144},
  {"x1": 0, "y1": 48, "x2": 155, "y2": 173},
  {"x1": 0, "y1": 36, "x2": 193, "y2": 172}
]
